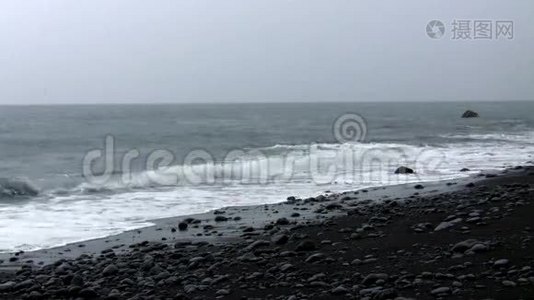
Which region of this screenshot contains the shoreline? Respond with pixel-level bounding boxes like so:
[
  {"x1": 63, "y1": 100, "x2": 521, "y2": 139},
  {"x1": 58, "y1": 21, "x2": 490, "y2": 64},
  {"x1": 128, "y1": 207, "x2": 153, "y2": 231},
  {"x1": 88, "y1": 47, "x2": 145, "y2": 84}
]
[
  {"x1": 0, "y1": 170, "x2": 478, "y2": 256},
  {"x1": 0, "y1": 166, "x2": 519, "y2": 267},
  {"x1": 0, "y1": 170, "x2": 480, "y2": 267},
  {"x1": 1, "y1": 165, "x2": 533, "y2": 299}
]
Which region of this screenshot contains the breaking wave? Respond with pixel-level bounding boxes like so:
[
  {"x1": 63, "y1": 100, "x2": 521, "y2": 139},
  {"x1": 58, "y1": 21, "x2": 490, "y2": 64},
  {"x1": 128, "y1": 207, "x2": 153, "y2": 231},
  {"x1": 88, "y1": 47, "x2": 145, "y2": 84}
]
[
  {"x1": 0, "y1": 178, "x2": 40, "y2": 199},
  {"x1": 61, "y1": 134, "x2": 534, "y2": 196},
  {"x1": 4, "y1": 129, "x2": 534, "y2": 201}
]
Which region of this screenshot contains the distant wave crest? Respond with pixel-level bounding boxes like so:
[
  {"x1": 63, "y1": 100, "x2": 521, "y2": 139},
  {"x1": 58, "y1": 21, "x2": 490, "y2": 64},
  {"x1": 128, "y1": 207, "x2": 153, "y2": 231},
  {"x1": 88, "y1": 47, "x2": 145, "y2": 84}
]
[{"x1": 439, "y1": 131, "x2": 534, "y2": 144}]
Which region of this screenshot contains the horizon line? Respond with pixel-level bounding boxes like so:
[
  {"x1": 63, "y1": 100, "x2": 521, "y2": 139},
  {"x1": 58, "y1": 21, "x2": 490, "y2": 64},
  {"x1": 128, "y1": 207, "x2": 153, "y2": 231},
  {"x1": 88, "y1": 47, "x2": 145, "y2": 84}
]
[{"x1": 1, "y1": 99, "x2": 534, "y2": 107}]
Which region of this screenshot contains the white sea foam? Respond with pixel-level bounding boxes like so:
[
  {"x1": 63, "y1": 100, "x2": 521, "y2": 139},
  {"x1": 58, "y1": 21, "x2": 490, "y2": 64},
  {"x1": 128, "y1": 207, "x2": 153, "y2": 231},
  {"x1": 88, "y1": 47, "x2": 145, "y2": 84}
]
[
  {"x1": 1, "y1": 134, "x2": 533, "y2": 252},
  {"x1": 439, "y1": 131, "x2": 534, "y2": 144}
]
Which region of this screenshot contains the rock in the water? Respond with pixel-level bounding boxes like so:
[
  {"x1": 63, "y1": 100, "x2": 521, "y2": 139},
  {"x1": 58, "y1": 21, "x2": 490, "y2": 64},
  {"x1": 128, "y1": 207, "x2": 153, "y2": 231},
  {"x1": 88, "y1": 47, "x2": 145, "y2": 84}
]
[
  {"x1": 0, "y1": 178, "x2": 39, "y2": 197},
  {"x1": 462, "y1": 110, "x2": 479, "y2": 118},
  {"x1": 394, "y1": 166, "x2": 415, "y2": 174}
]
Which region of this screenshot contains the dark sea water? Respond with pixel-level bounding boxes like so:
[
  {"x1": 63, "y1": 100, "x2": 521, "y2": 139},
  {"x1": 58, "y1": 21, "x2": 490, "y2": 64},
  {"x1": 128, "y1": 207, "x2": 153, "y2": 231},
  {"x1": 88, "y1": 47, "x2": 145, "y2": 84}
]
[{"x1": 1, "y1": 101, "x2": 533, "y2": 252}]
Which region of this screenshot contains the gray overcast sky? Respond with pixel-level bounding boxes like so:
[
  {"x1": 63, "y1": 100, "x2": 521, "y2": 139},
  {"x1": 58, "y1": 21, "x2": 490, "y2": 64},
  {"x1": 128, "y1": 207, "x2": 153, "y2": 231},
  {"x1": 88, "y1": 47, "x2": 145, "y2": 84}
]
[{"x1": 0, "y1": 0, "x2": 533, "y2": 105}]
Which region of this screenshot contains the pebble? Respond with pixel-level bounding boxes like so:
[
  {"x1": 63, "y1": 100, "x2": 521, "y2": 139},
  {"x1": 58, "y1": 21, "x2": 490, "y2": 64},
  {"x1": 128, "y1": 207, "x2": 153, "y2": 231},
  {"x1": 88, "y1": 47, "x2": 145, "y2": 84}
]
[
  {"x1": 362, "y1": 273, "x2": 389, "y2": 285},
  {"x1": 214, "y1": 216, "x2": 228, "y2": 222},
  {"x1": 470, "y1": 243, "x2": 489, "y2": 253},
  {"x1": 494, "y1": 259, "x2": 510, "y2": 268},
  {"x1": 178, "y1": 222, "x2": 188, "y2": 231},
  {"x1": 276, "y1": 218, "x2": 290, "y2": 225},
  {"x1": 305, "y1": 253, "x2": 325, "y2": 263},
  {"x1": 102, "y1": 264, "x2": 119, "y2": 276},
  {"x1": 295, "y1": 240, "x2": 316, "y2": 251},
  {"x1": 502, "y1": 280, "x2": 517, "y2": 287},
  {"x1": 452, "y1": 239, "x2": 479, "y2": 253},
  {"x1": 430, "y1": 287, "x2": 451, "y2": 295},
  {"x1": 215, "y1": 289, "x2": 231, "y2": 295},
  {"x1": 331, "y1": 285, "x2": 349, "y2": 294},
  {"x1": 0, "y1": 281, "x2": 15, "y2": 292},
  {"x1": 434, "y1": 221, "x2": 458, "y2": 231},
  {"x1": 272, "y1": 234, "x2": 289, "y2": 245}
]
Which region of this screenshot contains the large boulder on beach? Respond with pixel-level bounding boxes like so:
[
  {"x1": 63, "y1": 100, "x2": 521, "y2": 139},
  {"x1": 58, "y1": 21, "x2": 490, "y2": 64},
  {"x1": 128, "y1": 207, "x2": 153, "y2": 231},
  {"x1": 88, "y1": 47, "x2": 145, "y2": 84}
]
[
  {"x1": 394, "y1": 166, "x2": 415, "y2": 174},
  {"x1": 461, "y1": 110, "x2": 479, "y2": 118}
]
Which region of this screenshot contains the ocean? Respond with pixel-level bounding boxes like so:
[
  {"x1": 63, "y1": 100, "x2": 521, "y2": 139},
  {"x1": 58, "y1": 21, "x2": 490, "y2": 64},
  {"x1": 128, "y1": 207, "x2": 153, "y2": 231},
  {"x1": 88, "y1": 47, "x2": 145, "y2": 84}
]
[{"x1": 1, "y1": 101, "x2": 533, "y2": 252}]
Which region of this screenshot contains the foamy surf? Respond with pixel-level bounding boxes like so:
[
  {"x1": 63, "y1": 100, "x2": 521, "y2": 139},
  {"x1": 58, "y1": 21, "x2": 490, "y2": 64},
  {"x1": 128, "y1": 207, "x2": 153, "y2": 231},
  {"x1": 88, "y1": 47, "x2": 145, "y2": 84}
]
[{"x1": 1, "y1": 131, "x2": 533, "y2": 252}]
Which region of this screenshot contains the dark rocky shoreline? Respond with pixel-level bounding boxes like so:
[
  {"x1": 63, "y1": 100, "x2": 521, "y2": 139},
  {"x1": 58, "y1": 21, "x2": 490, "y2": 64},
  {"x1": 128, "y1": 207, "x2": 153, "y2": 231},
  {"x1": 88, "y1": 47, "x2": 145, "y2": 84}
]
[{"x1": 1, "y1": 166, "x2": 534, "y2": 299}]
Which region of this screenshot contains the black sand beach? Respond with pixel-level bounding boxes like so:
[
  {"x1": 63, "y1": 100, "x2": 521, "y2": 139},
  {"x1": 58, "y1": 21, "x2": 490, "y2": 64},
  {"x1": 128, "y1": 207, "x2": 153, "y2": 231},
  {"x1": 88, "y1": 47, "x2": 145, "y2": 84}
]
[{"x1": 1, "y1": 166, "x2": 534, "y2": 299}]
